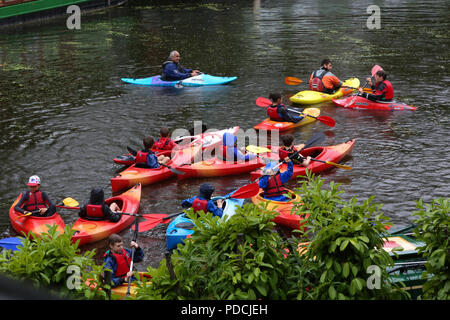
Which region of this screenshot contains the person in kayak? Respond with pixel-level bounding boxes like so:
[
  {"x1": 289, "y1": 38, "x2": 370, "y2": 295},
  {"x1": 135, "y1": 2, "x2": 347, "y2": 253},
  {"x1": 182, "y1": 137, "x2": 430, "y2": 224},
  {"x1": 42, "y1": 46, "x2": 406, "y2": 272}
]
[
  {"x1": 103, "y1": 233, "x2": 144, "y2": 288},
  {"x1": 153, "y1": 127, "x2": 178, "y2": 152},
  {"x1": 220, "y1": 132, "x2": 257, "y2": 162},
  {"x1": 78, "y1": 187, "x2": 122, "y2": 222},
  {"x1": 181, "y1": 183, "x2": 224, "y2": 217},
  {"x1": 279, "y1": 134, "x2": 312, "y2": 166},
  {"x1": 309, "y1": 59, "x2": 343, "y2": 94},
  {"x1": 267, "y1": 93, "x2": 304, "y2": 123},
  {"x1": 160, "y1": 50, "x2": 201, "y2": 81},
  {"x1": 135, "y1": 136, "x2": 171, "y2": 169},
  {"x1": 259, "y1": 158, "x2": 293, "y2": 202},
  {"x1": 14, "y1": 175, "x2": 57, "y2": 217},
  {"x1": 358, "y1": 69, "x2": 394, "y2": 102}
]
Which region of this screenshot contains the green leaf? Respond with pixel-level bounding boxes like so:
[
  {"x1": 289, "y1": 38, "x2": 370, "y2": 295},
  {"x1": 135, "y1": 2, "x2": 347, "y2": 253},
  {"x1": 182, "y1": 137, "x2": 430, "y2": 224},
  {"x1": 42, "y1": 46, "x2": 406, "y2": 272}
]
[
  {"x1": 343, "y1": 262, "x2": 350, "y2": 278},
  {"x1": 328, "y1": 285, "x2": 337, "y2": 299},
  {"x1": 255, "y1": 283, "x2": 267, "y2": 296}
]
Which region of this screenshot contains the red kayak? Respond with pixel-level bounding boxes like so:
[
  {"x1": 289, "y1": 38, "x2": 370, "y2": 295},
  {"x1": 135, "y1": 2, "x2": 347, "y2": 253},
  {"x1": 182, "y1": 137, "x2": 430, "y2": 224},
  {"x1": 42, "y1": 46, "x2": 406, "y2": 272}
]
[
  {"x1": 250, "y1": 139, "x2": 355, "y2": 181},
  {"x1": 332, "y1": 95, "x2": 417, "y2": 111},
  {"x1": 9, "y1": 195, "x2": 65, "y2": 237},
  {"x1": 72, "y1": 184, "x2": 141, "y2": 246}
]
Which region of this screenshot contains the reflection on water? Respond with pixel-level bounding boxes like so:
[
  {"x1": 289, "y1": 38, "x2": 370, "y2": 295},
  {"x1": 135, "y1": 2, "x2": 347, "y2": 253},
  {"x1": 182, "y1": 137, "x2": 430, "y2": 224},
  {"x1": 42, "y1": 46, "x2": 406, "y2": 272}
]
[{"x1": 0, "y1": 1, "x2": 449, "y2": 267}]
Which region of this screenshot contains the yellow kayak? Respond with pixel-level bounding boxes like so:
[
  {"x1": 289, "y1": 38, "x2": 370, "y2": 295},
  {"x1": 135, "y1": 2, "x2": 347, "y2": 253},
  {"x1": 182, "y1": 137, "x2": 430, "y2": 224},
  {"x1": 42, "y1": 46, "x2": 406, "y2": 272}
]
[
  {"x1": 290, "y1": 78, "x2": 360, "y2": 105},
  {"x1": 253, "y1": 107, "x2": 320, "y2": 131}
]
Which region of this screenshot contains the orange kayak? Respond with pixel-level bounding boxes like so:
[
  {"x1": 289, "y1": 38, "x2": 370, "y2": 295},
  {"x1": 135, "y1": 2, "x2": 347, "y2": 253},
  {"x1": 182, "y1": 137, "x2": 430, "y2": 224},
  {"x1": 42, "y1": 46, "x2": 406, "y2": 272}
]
[
  {"x1": 71, "y1": 184, "x2": 142, "y2": 246},
  {"x1": 9, "y1": 195, "x2": 65, "y2": 237},
  {"x1": 250, "y1": 139, "x2": 355, "y2": 180},
  {"x1": 251, "y1": 189, "x2": 308, "y2": 230}
]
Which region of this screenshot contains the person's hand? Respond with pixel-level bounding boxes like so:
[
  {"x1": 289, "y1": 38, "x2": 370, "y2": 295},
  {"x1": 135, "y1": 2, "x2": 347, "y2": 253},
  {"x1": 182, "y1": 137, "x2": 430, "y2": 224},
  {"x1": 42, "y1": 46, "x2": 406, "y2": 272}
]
[
  {"x1": 284, "y1": 156, "x2": 291, "y2": 163},
  {"x1": 303, "y1": 156, "x2": 312, "y2": 167},
  {"x1": 359, "y1": 87, "x2": 364, "y2": 93},
  {"x1": 124, "y1": 270, "x2": 134, "y2": 282},
  {"x1": 216, "y1": 199, "x2": 224, "y2": 208},
  {"x1": 130, "y1": 241, "x2": 139, "y2": 249},
  {"x1": 39, "y1": 208, "x2": 48, "y2": 215},
  {"x1": 365, "y1": 77, "x2": 372, "y2": 86}
]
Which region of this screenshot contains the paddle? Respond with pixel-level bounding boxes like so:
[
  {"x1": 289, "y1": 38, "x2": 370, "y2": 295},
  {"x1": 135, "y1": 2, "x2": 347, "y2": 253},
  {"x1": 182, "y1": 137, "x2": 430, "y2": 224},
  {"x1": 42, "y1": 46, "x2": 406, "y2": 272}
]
[
  {"x1": 134, "y1": 183, "x2": 261, "y2": 232},
  {"x1": 285, "y1": 77, "x2": 303, "y2": 85},
  {"x1": 255, "y1": 97, "x2": 336, "y2": 127},
  {"x1": 0, "y1": 237, "x2": 24, "y2": 251},
  {"x1": 344, "y1": 65, "x2": 383, "y2": 108},
  {"x1": 13, "y1": 210, "x2": 39, "y2": 221},
  {"x1": 126, "y1": 217, "x2": 139, "y2": 297},
  {"x1": 125, "y1": 146, "x2": 185, "y2": 175}
]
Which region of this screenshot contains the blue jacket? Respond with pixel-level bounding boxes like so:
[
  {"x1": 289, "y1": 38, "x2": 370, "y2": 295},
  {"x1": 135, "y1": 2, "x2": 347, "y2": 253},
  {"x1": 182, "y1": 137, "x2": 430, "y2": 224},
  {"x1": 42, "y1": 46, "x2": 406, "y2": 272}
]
[
  {"x1": 181, "y1": 196, "x2": 223, "y2": 218},
  {"x1": 146, "y1": 152, "x2": 160, "y2": 169},
  {"x1": 258, "y1": 161, "x2": 293, "y2": 201},
  {"x1": 276, "y1": 104, "x2": 304, "y2": 123},
  {"x1": 222, "y1": 132, "x2": 256, "y2": 162},
  {"x1": 161, "y1": 61, "x2": 192, "y2": 81},
  {"x1": 103, "y1": 247, "x2": 144, "y2": 288}
]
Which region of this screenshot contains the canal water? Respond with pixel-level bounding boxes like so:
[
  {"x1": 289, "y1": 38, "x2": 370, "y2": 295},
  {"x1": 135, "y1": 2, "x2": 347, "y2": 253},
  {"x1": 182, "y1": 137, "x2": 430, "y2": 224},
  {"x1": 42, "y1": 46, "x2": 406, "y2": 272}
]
[{"x1": 0, "y1": 0, "x2": 449, "y2": 269}]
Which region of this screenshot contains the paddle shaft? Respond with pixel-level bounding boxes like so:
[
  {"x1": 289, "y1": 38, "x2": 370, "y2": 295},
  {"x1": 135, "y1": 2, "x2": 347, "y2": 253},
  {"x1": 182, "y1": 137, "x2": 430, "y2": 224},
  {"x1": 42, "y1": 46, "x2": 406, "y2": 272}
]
[{"x1": 126, "y1": 217, "x2": 139, "y2": 297}]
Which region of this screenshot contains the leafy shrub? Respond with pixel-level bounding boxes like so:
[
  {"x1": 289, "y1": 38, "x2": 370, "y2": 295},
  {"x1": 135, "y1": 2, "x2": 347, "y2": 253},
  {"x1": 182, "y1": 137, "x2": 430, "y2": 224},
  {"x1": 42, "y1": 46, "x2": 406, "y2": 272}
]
[
  {"x1": 0, "y1": 225, "x2": 108, "y2": 300},
  {"x1": 413, "y1": 198, "x2": 449, "y2": 300}
]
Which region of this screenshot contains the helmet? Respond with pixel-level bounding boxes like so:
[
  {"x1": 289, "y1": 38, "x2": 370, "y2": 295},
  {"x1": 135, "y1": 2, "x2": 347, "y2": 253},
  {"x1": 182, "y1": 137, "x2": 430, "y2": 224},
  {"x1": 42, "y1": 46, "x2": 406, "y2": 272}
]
[
  {"x1": 26, "y1": 175, "x2": 41, "y2": 186},
  {"x1": 262, "y1": 162, "x2": 279, "y2": 176},
  {"x1": 199, "y1": 183, "x2": 215, "y2": 200}
]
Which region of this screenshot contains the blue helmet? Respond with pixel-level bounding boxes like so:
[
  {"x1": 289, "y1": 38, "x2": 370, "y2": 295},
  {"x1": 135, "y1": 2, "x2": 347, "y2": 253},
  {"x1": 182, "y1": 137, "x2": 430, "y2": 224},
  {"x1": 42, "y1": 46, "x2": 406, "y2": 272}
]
[{"x1": 262, "y1": 161, "x2": 279, "y2": 175}]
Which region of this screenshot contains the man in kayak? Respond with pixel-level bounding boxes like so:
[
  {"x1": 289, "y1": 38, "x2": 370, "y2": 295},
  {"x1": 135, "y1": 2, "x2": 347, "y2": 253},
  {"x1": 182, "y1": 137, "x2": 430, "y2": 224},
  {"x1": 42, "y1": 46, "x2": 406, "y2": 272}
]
[
  {"x1": 103, "y1": 233, "x2": 144, "y2": 288},
  {"x1": 267, "y1": 93, "x2": 304, "y2": 123},
  {"x1": 279, "y1": 134, "x2": 311, "y2": 166},
  {"x1": 160, "y1": 51, "x2": 201, "y2": 81},
  {"x1": 14, "y1": 175, "x2": 56, "y2": 217},
  {"x1": 153, "y1": 127, "x2": 178, "y2": 152},
  {"x1": 309, "y1": 59, "x2": 342, "y2": 94},
  {"x1": 220, "y1": 132, "x2": 257, "y2": 162},
  {"x1": 259, "y1": 158, "x2": 293, "y2": 202},
  {"x1": 135, "y1": 136, "x2": 171, "y2": 169},
  {"x1": 358, "y1": 69, "x2": 394, "y2": 101},
  {"x1": 78, "y1": 187, "x2": 122, "y2": 222},
  {"x1": 181, "y1": 183, "x2": 224, "y2": 217}
]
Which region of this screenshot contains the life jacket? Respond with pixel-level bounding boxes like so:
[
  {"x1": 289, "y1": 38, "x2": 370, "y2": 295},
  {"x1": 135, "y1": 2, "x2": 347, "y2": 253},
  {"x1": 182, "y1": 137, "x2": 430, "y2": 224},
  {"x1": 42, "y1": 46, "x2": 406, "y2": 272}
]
[
  {"x1": 23, "y1": 190, "x2": 47, "y2": 211},
  {"x1": 85, "y1": 204, "x2": 104, "y2": 219},
  {"x1": 278, "y1": 146, "x2": 298, "y2": 159},
  {"x1": 263, "y1": 174, "x2": 287, "y2": 198},
  {"x1": 192, "y1": 198, "x2": 208, "y2": 213},
  {"x1": 153, "y1": 137, "x2": 171, "y2": 150},
  {"x1": 105, "y1": 249, "x2": 131, "y2": 278},
  {"x1": 135, "y1": 149, "x2": 153, "y2": 165},
  {"x1": 267, "y1": 105, "x2": 284, "y2": 121},
  {"x1": 373, "y1": 80, "x2": 394, "y2": 101},
  {"x1": 309, "y1": 68, "x2": 329, "y2": 92}
]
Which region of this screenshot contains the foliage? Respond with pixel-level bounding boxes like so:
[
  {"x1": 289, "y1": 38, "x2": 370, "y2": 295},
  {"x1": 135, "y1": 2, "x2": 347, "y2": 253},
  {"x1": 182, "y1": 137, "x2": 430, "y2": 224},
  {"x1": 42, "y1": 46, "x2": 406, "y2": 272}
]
[
  {"x1": 0, "y1": 225, "x2": 108, "y2": 300},
  {"x1": 413, "y1": 198, "x2": 449, "y2": 300}
]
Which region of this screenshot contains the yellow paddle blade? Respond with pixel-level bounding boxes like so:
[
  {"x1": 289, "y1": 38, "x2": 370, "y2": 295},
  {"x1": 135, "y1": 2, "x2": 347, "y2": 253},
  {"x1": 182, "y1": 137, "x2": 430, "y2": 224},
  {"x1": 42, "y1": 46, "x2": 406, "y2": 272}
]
[
  {"x1": 246, "y1": 145, "x2": 272, "y2": 154},
  {"x1": 285, "y1": 77, "x2": 303, "y2": 85},
  {"x1": 14, "y1": 211, "x2": 33, "y2": 221},
  {"x1": 62, "y1": 197, "x2": 80, "y2": 207},
  {"x1": 326, "y1": 161, "x2": 353, "y2": 170}
]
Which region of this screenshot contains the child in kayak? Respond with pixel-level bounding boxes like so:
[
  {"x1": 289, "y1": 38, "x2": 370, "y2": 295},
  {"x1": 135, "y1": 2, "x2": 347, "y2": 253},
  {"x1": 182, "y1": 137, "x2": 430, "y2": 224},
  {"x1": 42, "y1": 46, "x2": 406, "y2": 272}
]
[
  {"x1": 153, "y1": 127, "x2": 178, "y2": 152},
  {"x1": 14, "y1": 175, "x2": 56, "y2": 217},
  {"x1": 309, "y1": 59, "x2": 342, "y2": 94},
  {"x1": 135, "y1": 136, "x2": 171, "y2": 169},
  {"x1": 220, "y1": 132, "x2": 257, "y2": 162},
  {"x1": 181, "y1": 183, "x2": 224, "y2": 217},
  {"x1": 279, "y1": 134, "x2": 311, "y2": 166},
  {"x1": 259, "y1": 158, "x2": 293, "y2": 202},
  {"x1": 267, "y1": 93, "x2": 304, "y2": 123},
  {"x1": 103, "y1": 233, "x2": 144, "y2": 288},
  {"x1": 358, "y1": 69, "x2": 394, "y2": 102},
  {"x1": 78, "y1": 187, "x2": 122, "y2": 222}
]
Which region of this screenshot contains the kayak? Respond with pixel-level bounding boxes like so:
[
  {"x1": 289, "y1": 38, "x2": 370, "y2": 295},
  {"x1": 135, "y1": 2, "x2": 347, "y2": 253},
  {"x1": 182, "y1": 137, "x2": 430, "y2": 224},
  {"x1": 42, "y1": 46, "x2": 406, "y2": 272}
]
[
  {"x1": 121, "y1": 74, "x2": 237, "y2": 87},
  {"x1": 249, "y1": 139, "x2": 355, "y2": 181},
  {"x1": 251, "y1": 189, "x2": 308, "y2": 230},
  {"x1": 332, "y1": 95, "x2": 417, "y2": 111},
  {"x1": 113, "y1": 126, "x2": 240, "y2": 166},
  {"x1": 176, "y1": 157, "x2": 266, "y2": 180},
  {"x1": 9, "y1": 194, "x2": 65, "y2": 237},
  {"x1": 71, "y1": 184, "x2": 142, "y2": 246},
  {"x1": 166, "y1": 193, "x2": 245, "y2": 250},
  {"x1": 253, "y1": 107, "x2": 320, "y2": 131},
  {"x1": 289, "y1": 78, "x2": 360, "y2": 105},
  {"x1": 85, "y1": 272, "x2": 151, "y2": 299},
  {"x1": 110, "y1": 144, "x2": 202, "y2": 193}
]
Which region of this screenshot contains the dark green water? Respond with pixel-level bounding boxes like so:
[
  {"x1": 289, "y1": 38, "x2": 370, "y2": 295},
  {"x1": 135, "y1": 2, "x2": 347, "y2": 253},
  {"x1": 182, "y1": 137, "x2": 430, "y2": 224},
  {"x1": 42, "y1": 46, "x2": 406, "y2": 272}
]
[{"x1": 0, "y1": 0, "x2": 449, "y2": 268}]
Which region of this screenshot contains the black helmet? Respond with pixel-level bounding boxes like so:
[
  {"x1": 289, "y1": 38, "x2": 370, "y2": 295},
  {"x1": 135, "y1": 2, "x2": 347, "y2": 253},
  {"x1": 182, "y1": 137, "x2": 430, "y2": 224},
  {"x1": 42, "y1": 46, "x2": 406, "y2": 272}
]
[
  {"x1": 199, "y1": 183, "x2": 215, "y2": 200},
  {"x1": 89, "y1": 187, "x2": 104, "y2": 205}
]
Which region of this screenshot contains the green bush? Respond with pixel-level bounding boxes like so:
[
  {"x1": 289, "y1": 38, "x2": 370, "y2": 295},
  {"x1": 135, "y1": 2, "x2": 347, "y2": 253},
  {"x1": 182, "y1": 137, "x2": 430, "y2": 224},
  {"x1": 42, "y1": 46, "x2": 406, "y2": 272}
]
[
  {"x1": 413, "y1": 198, "x2": 449, "y2": 300},
  {"x1": 0, "y1": 225, "x2": 108, "y2": 300}
]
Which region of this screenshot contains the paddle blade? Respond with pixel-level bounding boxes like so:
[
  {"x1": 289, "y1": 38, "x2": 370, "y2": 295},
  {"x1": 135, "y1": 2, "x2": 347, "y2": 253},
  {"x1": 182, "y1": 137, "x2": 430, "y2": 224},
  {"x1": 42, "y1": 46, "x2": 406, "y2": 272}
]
[
  {"x1": 62, "y1": 197, "x2": 80, "y2": 207},
  {"x1": 230, "y1": 183, "x2": 260, "y2": 199},
  {"x1": 325, "y1": 161, "x2": 352, "y2": 170},
  {"x1": 161, "y1": 163, "x2": 186, "y2": 175},
  {"x1": 246, "y1": 145, "x2": 271, "y2": 154},
  {"x1": 285, "y1": 77, "x2": 303, "y2": 85},
  {"x1": 317, "y1": 116, "x2": 335, "y2": 127},
  {"x1": 133, "y1": 214, "x2": 170, "y2": 232},
  {"x1": 255, "y1": 97, "x2": 272, "y2": 107}
]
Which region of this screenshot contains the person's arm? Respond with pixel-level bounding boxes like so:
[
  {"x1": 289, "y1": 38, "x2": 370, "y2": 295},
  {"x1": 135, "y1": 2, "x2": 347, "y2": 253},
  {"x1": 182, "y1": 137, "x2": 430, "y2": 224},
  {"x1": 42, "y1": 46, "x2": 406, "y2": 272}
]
[
  {"x1": 234, "y1": 148, "x2": 256, "y2": 162},
  {"x1": 258, "y1": 175, "x2": 269, "y2": 189},
  {"x1": 181, "y1": 197, "x2": 195, "y2": 208},
  {"x1": 163, "y1": 63, "x2": 192, "y2": 80},
  {"x1": 126, "y1": 247, "x2": 144, "y2": 263},
  {"x1": 103, "y1": 257, "x2": 124, "y2": 288},
  {"x1": 79, "y1": 204, "x2": 87, "y2": 218},
  {"x1": 103, "y1": 205, "x2": 122, "y2": 223},
  {"x1": 14, "y1": 193, "x2": 28, "y2": 214},
  {"x1": 207, "y1": 200, "x2": 223, "y2": 218},
  {"x1": 146, "y1": 154, "x2": 160, "y2": 169},
  {"x1": 280, "y1": 160, "x2": 294, "y2": 183}
]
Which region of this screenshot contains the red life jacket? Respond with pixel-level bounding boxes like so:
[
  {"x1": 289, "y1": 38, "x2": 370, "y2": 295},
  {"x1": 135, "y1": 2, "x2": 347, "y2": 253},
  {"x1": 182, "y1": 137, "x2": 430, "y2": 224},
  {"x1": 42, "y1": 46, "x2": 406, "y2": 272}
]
[
  {"x1": 374, "y1": 80, "x2": 394, "y2": 100},
  {"x1": 153, "y1": 137, "x2": 172, "y2": 150},
  {"x1": 23, "y1": 190, "x2": 47, "y2": 211},
  {"x1": 278, "y1": 146, "x2": 298, "y2": 159},
  {"x1": 85, "y1": 204, "x2": 104, "y2": 218},
  {"x1": 108, "y1": 249, "x2": 131, "y2": 278},
  {"x1": 192, "y1": 198, "x2": 208, "y2": 213},
  {"x1": 263, "y1": 174, "x2": 287, "y2": 197},
  {"x1": 267, "y1": 105, "x2": 284, "y2": 121},
  {"x1": 309, "y1": 69, "x2": 329, "y2": 92},
  {"x1": 135, "y1": 150, "x2": 153, "y2": 165}
]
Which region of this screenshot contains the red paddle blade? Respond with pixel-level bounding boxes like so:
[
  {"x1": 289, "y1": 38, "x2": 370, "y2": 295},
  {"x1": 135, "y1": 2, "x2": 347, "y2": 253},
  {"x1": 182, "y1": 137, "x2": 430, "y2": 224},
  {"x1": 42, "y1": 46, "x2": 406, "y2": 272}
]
[
  {"x1": 317, "y1": 115, "x2": 335, "y2": 127},
  {"x1": 231, "y1": 183, "x2": 260, "y2": 199},
  {"x1": 256, "y1": 97, "x2": 272, "y2": 107},
  {"x1": 132, "y1": 214, "x2": 170, "y2": 232}
]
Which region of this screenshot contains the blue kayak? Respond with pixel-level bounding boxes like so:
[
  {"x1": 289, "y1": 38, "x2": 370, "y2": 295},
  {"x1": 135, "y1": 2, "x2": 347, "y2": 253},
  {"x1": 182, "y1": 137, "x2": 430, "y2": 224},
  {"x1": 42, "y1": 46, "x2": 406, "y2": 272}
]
[
  {"x1": 0, "y1": 237, "x2": 24, "y2": 251},
  {"x1": 166, "y1": 192, "x2": 244, "y2": 250},
  {"x1": 121, "y1": 73, "x2": 237, "y2": 87}
]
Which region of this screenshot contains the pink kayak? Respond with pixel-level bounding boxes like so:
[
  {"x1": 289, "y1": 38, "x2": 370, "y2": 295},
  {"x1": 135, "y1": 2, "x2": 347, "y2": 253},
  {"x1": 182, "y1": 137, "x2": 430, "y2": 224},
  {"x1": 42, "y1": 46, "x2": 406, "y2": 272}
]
[{"x1": 332, "y1": 95, "x2": 417, "y2": 111}]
